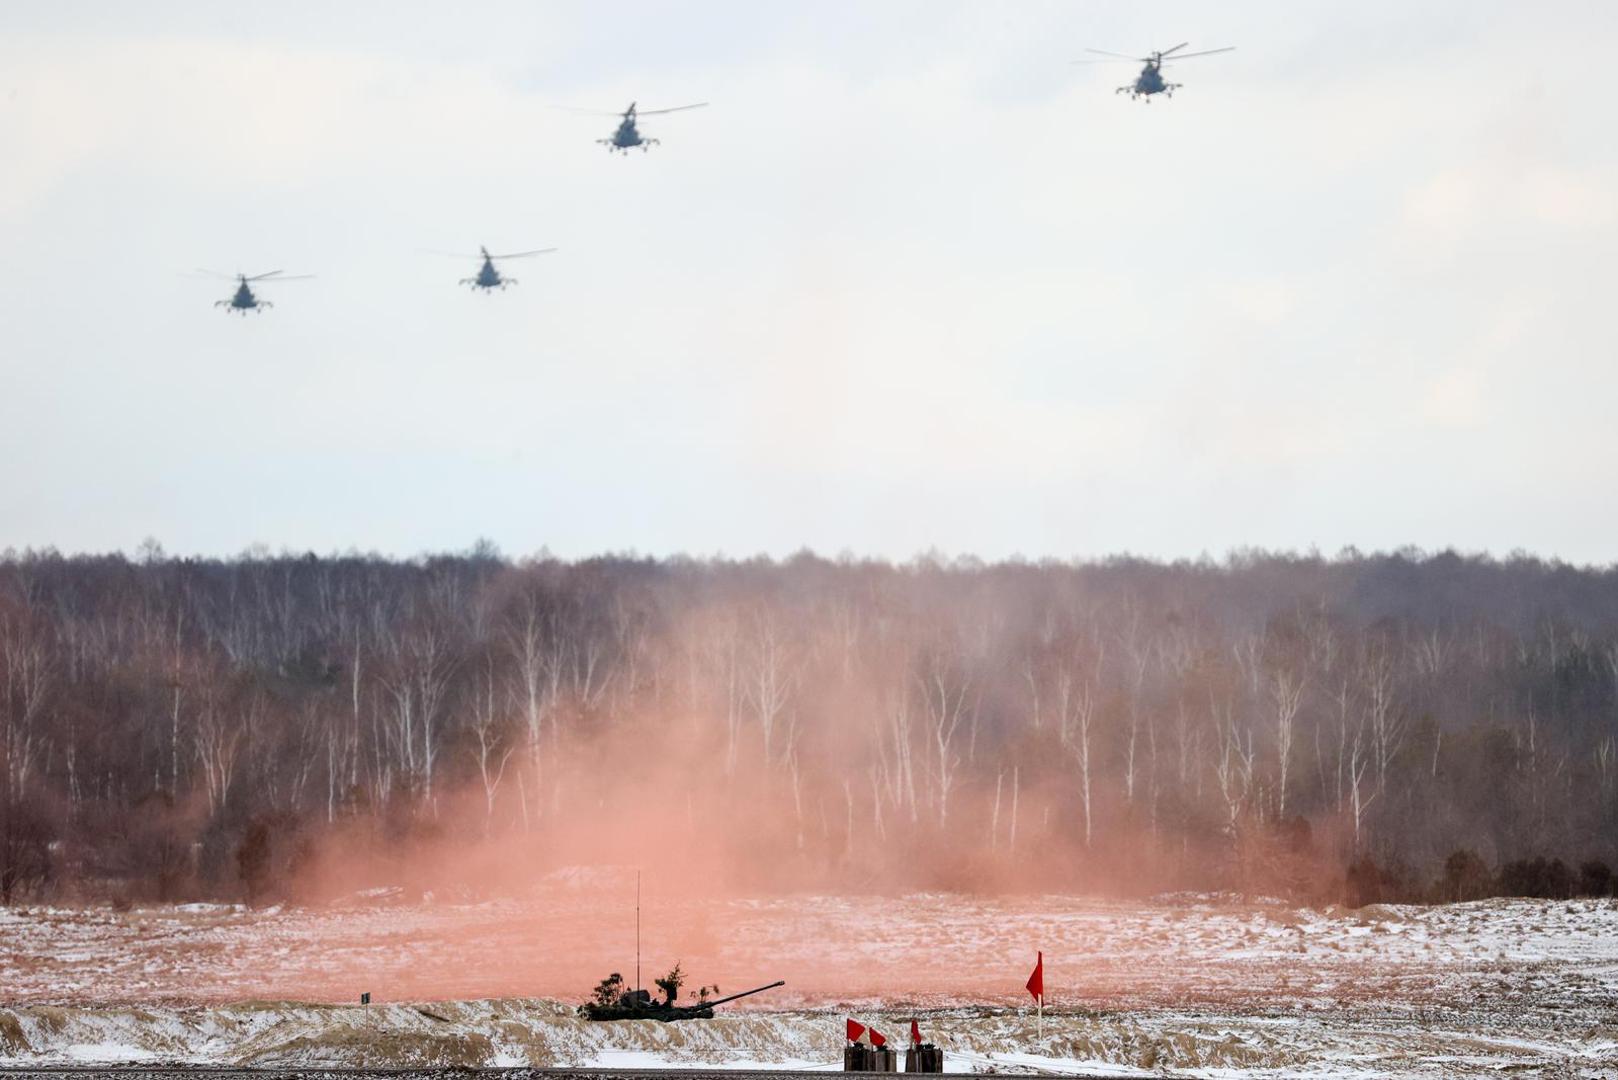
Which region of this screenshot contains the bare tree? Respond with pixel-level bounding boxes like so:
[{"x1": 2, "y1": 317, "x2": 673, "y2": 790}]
[
  {"x1": 1271, "y1": 670, "x2": 1305, "y2": 820},
  {"x1": 1213, "y1": 696, "x2": 1254, "y2": 838},
  {"x1": 469, "y1": 657, "x2": 516, "y2": 830},
  {"x1": 743, "y1": 612, "x2": 796, "y2": 767},
  {"x1": 1365, "y1": 645, "x2": 1403, "y2": 793},
  {"x1": 195, "y1": 684, "x2": 244, "y2": 815},
  {"x1": 1056, "y1": 665, "x2": 1097, "y2": 848},
  {"x1": 919, "y1": 650, "x2": 971, "y2": 829}
]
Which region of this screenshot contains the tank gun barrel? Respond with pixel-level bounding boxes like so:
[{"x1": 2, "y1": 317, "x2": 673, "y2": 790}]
[{"x1": 702, "y1": 980, "x2": 785, "y2": 1008}]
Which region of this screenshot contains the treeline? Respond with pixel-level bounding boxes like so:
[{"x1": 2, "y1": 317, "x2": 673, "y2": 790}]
[
  {"x1": 1347, "y1": 850, "x2": 1616, "y2": 906},
  {"x1": 2, "y1": 544, "x2": 1618, "y2": 905}
]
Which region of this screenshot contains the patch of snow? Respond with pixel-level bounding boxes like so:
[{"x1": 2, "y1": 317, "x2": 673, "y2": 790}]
[{"x1": 62, "y1": 1043, "x2": 158, "y2": 1063}]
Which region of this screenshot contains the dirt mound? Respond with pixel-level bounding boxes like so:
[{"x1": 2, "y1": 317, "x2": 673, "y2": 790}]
[{"x1": 242, "y1": 1027, "x2": 497, "y2": 1068}]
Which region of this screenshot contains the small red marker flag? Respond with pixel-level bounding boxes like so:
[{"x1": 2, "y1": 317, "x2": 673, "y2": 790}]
[
  {"x1": 1026, "y1": 950, "x2": 1044, "y2": 1002},
  {"x1": 869, "y1": 1027, "x2": 887, "y2": 1048},
  {"x1": 846, "y1": 1018, "x2": 866, "y2": 1043},
  {"x1": 910, "y1": 1019, "x2": 921, "y2": 1046}
]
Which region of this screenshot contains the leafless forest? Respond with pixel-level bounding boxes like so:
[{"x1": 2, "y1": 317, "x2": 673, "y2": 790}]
[{"x1": 2, "y1": 545, "x2": 1617, "y2": 905}]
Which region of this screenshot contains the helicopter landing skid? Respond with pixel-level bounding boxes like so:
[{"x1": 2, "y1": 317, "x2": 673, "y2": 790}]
[
  {"x1": 1117, "y1": 84, "x2": 1181, "y2": 101},
  {"x1": 597, "y1": 138, "x2": 660, "y2": 154}
]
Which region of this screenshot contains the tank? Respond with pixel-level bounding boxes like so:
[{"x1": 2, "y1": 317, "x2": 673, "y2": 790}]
[{"x1": 581, "y1": 979, "x2": 785, "y2": 1021}]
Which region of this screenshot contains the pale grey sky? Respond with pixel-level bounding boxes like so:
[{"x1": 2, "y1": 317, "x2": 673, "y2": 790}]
[{"x1": 2, "y1": 1, "x2": 1615, "y2": 562}]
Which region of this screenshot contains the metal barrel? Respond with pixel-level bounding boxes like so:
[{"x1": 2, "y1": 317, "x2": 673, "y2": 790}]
[{"x1": 701, "y1": 979, "x2": 785, "y2": 1008}]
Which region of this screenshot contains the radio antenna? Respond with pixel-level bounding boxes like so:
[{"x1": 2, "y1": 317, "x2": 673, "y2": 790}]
[{"x1": 635, "y1": 869, "x2": 642, "y2": 994}]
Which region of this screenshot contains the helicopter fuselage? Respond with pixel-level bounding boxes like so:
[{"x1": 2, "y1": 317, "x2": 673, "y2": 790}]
[
  {"x1": 218, "y1": 281, "x2": 267, "y2": 314},
  {"x1": 601, "y1": 108, "x2": 658, "y2": 153},
  {"x1": 463, "y1": 257, "x2": 512, "y2": 291},
  {"x1": 612, "y1": 119, "x2": 644, "y2": 148},
  {"x1": 1118, "y1": 59, "x2": 1180, "y2": 101}
]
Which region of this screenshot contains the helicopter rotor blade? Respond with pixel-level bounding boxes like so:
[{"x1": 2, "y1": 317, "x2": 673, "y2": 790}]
[
  {"x1": 634, "y1": 102, "x2": 708, "y2": 115},
  {"x1": 1161, "y1": 46, "x2": 1235, "y2": 61},
  {"x1": 1158, "y1": 42, "x2": 1191, "y2": 57},
  {"x1": 487, "y1": 248, "x2": 557, "y2": 260},
  {"x1": 244, "y1": 270, "x2": 283, "y2": 281},
  {"x1": 256, "y1": 274, "x2": 315, "y2": 283},
  {"x1": 1083, "y1": 48, "x2": 1147, "y2": 61},
  {"x1": 551, "y1": 105, "x2": 632, "y2": 117}
]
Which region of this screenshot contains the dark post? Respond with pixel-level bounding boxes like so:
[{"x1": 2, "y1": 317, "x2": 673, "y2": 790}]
[
  {"x1": 359, "y1": 992, "x2": 372, "y2": 1069},
  {"x1": 904, "y1": 1046, "x2": 943, "y2": 1072}
]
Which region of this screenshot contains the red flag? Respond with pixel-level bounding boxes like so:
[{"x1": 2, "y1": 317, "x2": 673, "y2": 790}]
[
  {"x1": 869, "y1": 1027, "x2": 887, "y2": 1048},
  {"x1": 846, "y1": 1018, "x2": 865, "y2": 1043},
  {"x1": 910, "y1": 1019, "x2": 921, "y2": 1046},
  {"x1": 1025, "y1": 951, "x2": 1044, "y2": 1002}
]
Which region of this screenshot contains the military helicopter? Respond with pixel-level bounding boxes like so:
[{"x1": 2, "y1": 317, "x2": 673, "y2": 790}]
[
  {"x1": 579, "y1": 101, "x2": 708, "y2": 153},
  {"x1": 444, "y1": 246, "x2": 557, "y2": 292},
  {"x1": 1079, "y1": 43, "x2": 1234, "y2": 101},
  {"x1": 198, "y1": 270, "x2": 313, "y2": 314}
]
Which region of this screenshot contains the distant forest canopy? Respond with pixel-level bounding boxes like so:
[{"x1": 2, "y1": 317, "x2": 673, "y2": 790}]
[{"x1": 2, "y1": 544, "x2": 1617, "y2": 906}]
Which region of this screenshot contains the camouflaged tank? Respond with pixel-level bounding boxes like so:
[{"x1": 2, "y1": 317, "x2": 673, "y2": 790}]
[{"x1": 580, "y1": 979, "x2": 784, "y2": 1021}]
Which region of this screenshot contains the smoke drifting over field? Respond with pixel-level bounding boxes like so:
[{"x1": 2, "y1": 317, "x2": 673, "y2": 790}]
[{"x1": 2, "y1": 548, "x2": 1618, "y2": 907}]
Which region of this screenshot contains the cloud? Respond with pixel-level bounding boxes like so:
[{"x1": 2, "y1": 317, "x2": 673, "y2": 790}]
[
  {"x1": 1422, "y1": 366, "x2": 1487, "y2": 429},
  {"x1": 1404, "y1": 164, "x2": 1618, "y2": 234}
]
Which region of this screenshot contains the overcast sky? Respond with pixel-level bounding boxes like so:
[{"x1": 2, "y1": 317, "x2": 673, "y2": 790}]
[{"x1": 2, "y1": 1, "x2": 1615, "y2": 563}]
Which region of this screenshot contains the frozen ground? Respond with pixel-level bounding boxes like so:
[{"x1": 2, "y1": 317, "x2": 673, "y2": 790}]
[{"x1": 1, "y1": 891, "x2": 1615, "y2": 1076}]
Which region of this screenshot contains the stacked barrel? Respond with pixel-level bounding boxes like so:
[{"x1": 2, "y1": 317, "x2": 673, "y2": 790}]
[
  {"x1": 904, "y1": 1044, "x2": 943, "y2": 1073},
  {"x1": 845, "y1": 1019, "x2": 941, "y2": 1072},
  {"x1": 844, "y1": 1044, "x2": 898, "y2": 1072}
]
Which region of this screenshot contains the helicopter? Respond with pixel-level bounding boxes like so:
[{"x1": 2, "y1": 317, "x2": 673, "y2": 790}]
[
  {"x1": 445, "y1": 246, "x2": 557, "y2": 292},
  {"x1": 1079, "y1": 43, "x2": 1234, "y2": 101},
  {"x1": 585, "y1": 101, "x2": 708, "y2": 153},
  {"x1": 198, "y1": 270, "x2": 313, "y2": 314}
]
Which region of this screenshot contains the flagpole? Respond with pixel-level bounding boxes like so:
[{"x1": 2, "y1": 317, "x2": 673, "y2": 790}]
[{"x1": 1026, "y1": 950, "x2": 1044, "y2": 1047}]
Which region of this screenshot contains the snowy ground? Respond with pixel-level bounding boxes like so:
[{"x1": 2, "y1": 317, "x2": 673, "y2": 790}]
[{"x1": 1, "y1": 892, "x2": 1615, "y2": 1076}]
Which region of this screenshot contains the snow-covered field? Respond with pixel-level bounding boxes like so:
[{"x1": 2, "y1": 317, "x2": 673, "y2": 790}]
[{"x1": 1, "y1": 891, "x2": 1615, "y2": 1076}]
